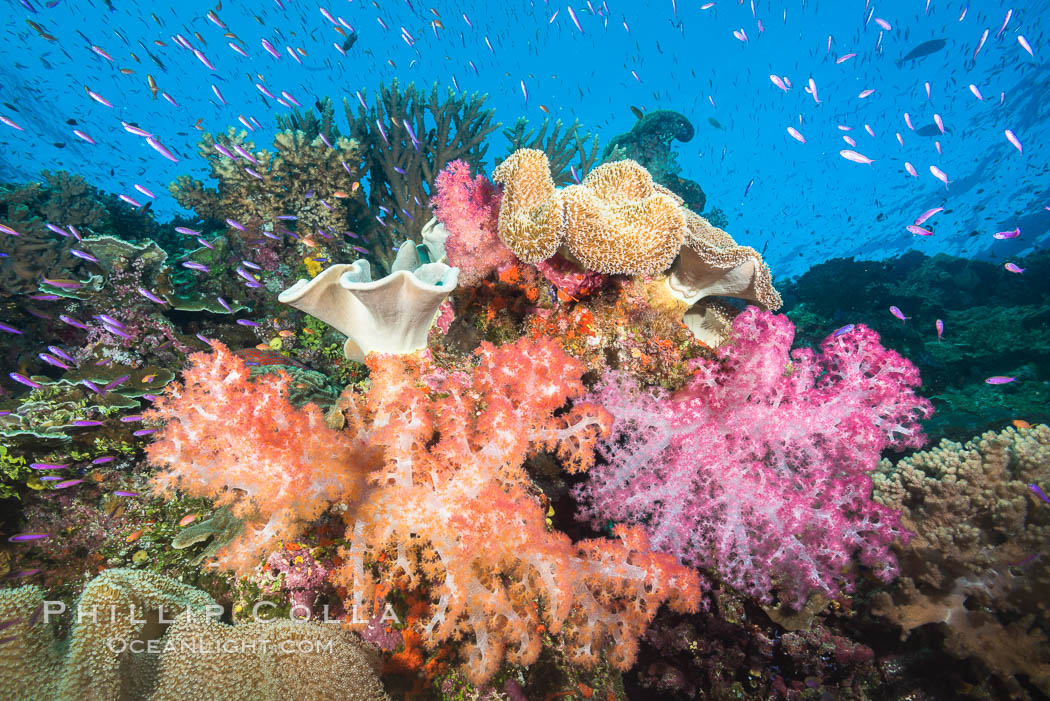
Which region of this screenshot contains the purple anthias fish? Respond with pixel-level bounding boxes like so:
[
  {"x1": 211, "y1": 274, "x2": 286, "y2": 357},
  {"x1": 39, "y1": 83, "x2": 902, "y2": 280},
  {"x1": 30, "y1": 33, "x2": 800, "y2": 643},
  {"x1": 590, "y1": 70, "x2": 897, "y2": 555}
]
[
  {"x1": 889, "y1": 306, "x2": 909, "y2": 322},
  {"x1": 985, "y1": 376, "x2": 1016, "y2": 385}
]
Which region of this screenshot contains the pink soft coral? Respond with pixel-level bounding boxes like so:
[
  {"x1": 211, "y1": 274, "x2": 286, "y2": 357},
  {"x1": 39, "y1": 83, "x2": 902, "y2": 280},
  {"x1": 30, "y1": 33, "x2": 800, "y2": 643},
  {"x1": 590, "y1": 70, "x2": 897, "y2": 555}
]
[
  {"x1": 431, "y1": 159, "x2": 515, "y2": 285},
  {"x1": 333, "y1": 337, "x2": 701, "y2": 683},
  {"x1": 145, "y1": 342, "x2": 369, "y2": 576},
  {"x1": 574, "y1": 309, "x2": 933, "y2": 606}
]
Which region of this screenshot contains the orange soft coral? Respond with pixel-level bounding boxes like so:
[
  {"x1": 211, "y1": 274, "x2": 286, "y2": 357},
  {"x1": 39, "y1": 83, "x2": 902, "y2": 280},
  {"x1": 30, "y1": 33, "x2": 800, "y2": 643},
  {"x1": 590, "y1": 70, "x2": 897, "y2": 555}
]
[
  {"x1": 145, "y1": 341, "x2": 370, "y2": 576},
  {"x1": 333, "y1": 337, "x2": 701, "y2": 684}
]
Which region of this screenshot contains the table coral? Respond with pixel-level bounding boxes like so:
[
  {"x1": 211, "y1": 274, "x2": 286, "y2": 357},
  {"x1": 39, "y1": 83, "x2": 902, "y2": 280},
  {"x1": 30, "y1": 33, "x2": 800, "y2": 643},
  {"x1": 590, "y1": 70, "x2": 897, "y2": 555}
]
[{"x1": 871, "y1": 424, "x2": 1050, "y2": 696}]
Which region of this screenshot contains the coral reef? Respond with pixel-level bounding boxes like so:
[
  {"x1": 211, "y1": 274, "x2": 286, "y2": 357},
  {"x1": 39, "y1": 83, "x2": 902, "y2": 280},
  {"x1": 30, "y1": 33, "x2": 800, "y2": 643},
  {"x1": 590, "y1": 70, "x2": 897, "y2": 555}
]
[
  {"x1": 332, "y1": 337, "x2": 701, "y2": 684},
  {"x1": 430, "y1": 160, "x2": 514, "y2": 286},
  {"x1": 780, "y1": 249, "x2": 1050, "y2": 441},
  {"x1": 574, "y1": 308, "x2": 933, "y2": 606},
  {"x1": 872, "y1": 424, "x2": 1050, "y2": 696}
]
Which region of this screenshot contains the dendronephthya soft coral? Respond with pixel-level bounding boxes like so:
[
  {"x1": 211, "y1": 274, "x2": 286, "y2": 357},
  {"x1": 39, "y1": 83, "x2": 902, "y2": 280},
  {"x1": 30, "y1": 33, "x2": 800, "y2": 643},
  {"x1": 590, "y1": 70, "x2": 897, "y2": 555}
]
[
  {"x1": 574, "y1": 308, "x2": 933, "y2": 607},
  {"x1": 333, "y1": 337, "x2": 702, "y2": 683}
]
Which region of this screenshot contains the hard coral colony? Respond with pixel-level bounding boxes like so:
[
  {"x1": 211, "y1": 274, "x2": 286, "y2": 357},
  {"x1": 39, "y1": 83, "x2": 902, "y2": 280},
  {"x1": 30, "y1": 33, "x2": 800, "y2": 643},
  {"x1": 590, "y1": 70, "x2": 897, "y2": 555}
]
[{"x1": 0, "y1": 2, "x2": 1047, "y2": 700}]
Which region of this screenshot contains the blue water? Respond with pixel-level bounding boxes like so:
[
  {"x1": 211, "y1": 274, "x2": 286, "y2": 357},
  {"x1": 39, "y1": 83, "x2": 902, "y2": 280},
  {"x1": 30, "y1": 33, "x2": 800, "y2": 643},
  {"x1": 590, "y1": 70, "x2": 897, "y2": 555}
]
[{"x1": 2, "y1": 0, "x2": 1046, "y2": 278}]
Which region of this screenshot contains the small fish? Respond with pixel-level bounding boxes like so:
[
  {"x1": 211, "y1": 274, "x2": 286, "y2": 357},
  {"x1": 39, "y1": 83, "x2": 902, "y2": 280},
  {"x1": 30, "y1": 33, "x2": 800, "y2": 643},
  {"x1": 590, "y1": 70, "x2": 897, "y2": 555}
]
[
  {"x1": 72, "y1": 420, "x2": 103, "y2": 426},
  {"x1": 181, "y1": 261, "x2": 210, "y2": 272},
  {"x1": 178, "y1": 513, "x2": 199, "y2": 526},
  {"x1": 833, "y1": 324, "x2": 855, "y2": 337},
  {"x1": 743, "y1": 178, "x2": 755, "y2": 197},
  {"x1": 112, "y1": 490, "x2": 139, "y2": 497},
  {"x1": 969, "y1": 84, "x2": 984, "y2": 101},
  {"x1": 0, "y1": 322, "x2": 22, "y2": 335},
  {"x1": 125, "y1": 530, "x2": 142, "y2": 543},
  {"x1": 935, "y1": 319, "x2": 944, "y2": 341},
  {"x1": 1014, "y1": 420, "x2": 1032, "y2": 430},
  {"x1": 8, "y1": 534, "x2": 50, "y2": 542},
  {"x1": 1031, "y1": 484, "x2": 1050, "y2": 506},
  {"x1": 994, "y1": 228, "x2": 1020, "y2": 240},
  {"x1": 137, "y1": 287, "x2": 166, "y2": 304},
  {"x1": 889, "y1": 306, "x2": 909, "y2": 322},
  {"x1": 1004, "y1": 263, "x2": 1024, "y2": 274},
  {"x1": 1004, "y1": 130, "x2": 1023, "y2": 153},
  {"x1": 132, "y1": 429, "x2": 155, "y2": 437},
  {"x1": 7, "y1": 373, "x2": 40, "y2": 389},
  {"x1": 93, "y1": 456, "x2": 116, "y2": 464},
  {"x1": 786, "y1": 126, "x2": 806, "y2": 144},
  {"x1": 226, "y1": 218, "x2": 246, "y2": 231},
  {"x1": 146, "y1": 137, "x2": 178, "y2": 163},
  {"x1": 141, "y1": 374, "x2": 156, "y2": 383},
  {"x1": 929, "y1": 165, "x2": 950, "y2": 188},
  {"x1": 59, "y1": 314, "x2": 89, "y2": 330},
  {"x1": 914, "y1": 207, "x2": 944, "y2": 226},
  {"x1": 907, "y1": 225, "x2": 933, "y2": 236},
  {"x1": 858, "y1": 89, "x2": 875, "y2": 99},
  {"x1": 29, "y1": 463, "x2": 67, "y2": 470},
  {"x1": 985, "y1": 376, "x2": 1016, "y2": 384},
  {"x1": 104, "y1": 375, "x2": 129, "y2": 391},
  {"x1": 54, "y1": 480, "x2": 84, "y2": 489},
  {"x1": 840, "y1": 150, "x2": 874, "y2": 165},
  {"x1": 904, "y1": 162, "x2": 918, "y2": 178}
]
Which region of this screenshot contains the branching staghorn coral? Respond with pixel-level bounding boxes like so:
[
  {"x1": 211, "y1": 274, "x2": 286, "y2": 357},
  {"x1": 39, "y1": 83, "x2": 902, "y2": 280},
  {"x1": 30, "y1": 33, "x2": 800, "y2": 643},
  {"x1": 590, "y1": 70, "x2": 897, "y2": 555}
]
[
  {"x1": 276, "y1": 95, "x2": 340, "y2": 143},
  {"x1": 871, "y1": 424, "x2": 1050, "y2": 696},
  {"x1": 343, "y1": 79, "x2": 499, "y2": 270},
  {"x1": 499, "y1": 117, "x2": 601, "y2": 185}
]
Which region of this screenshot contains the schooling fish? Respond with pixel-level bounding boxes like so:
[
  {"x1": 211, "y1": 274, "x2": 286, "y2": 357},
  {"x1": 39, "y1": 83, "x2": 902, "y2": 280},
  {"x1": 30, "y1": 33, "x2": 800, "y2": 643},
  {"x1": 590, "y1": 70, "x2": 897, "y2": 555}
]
[{"x1": 895, "y1": 39, "x2": 946, "y2": 67}]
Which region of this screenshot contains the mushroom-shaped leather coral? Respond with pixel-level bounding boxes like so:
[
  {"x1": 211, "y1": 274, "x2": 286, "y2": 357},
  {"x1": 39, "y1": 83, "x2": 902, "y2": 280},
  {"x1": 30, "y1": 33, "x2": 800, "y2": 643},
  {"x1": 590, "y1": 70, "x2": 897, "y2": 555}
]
[
  {"x1": 562, "y1": 159, "x2": 686, "y2": 275},
  {"x1": 491, "y1": 148, "x2": 563, "y2": 263},
  {"x1": 492, "y1": 150, "x2": 686, "y2": 275},
  {"x1": 646, "y1": 211, "x2": 782, "y2": 347},
  {"x1": 278, "y1": 242, "x2": 458, "y2": 362}
]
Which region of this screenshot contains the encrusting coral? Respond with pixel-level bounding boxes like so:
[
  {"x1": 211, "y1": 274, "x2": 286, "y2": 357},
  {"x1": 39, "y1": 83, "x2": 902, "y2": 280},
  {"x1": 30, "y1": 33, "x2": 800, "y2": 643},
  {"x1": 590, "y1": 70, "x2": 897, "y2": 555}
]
[
  {"x1": 0, "y1": 569, "x2": 388, "y2": 701},
  {"x1": 149, "y1": 613, "x2": 390, "y2": 701},
  {"x1": 871, "y1": 424, "x2": 1050, "y2": 696}
]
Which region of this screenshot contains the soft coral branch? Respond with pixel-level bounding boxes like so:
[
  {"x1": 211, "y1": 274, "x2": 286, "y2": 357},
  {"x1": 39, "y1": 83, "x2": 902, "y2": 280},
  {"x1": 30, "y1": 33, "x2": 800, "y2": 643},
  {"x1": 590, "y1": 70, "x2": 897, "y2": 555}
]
[
  {"x1": 574, "y1": 309, "x2": 933, "y2": 606},
  {"x1": 334, "y1": 337, "x2": 701, "y2": 684},
  {"x1": 145, "y1": 342, "x2": 368, "y2": 576}
]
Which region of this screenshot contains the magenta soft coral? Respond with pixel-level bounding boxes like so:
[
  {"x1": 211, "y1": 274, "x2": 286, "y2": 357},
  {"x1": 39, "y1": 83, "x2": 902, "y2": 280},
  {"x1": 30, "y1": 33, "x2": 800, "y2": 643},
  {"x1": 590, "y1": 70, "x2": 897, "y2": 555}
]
[
  {"x1": 431, "y1": 159, "x2": 515, "y2": 285},
  {"x1": 574, "y1": 309, "x2": 933, "y2": 606}
]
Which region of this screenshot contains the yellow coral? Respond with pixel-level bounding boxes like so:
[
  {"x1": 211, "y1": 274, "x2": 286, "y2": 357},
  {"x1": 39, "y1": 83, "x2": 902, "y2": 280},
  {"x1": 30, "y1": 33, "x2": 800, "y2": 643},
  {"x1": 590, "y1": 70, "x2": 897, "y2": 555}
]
[
  {"x1": 562, "y1": 160, "x2": 685, "y2": 275},
  {"x1": 491, "y1": 148, "x2": 562, "y2": 263},
  {"x1": 492, "y1": 150, "x2": 687, "y2": 275}
]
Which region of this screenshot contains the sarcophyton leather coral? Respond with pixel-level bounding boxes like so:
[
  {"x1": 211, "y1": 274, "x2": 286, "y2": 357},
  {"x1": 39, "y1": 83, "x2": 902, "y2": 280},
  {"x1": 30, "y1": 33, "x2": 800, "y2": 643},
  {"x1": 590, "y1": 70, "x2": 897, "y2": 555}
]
[
  {"x1": 492, "y1": 149, "x2": 686, "y2": 275},
  {"x1": 145, "y1": 342, "x2": 369, "y2": 575},
  {"x1": 333, "y1": 337, "x2": 702, "y2": 684},
  {"x1": 574, "y1": 308, "x2": 933, "y2": 607}
]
